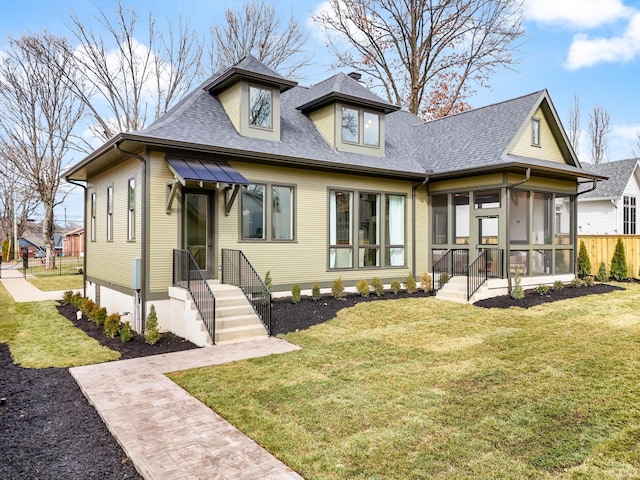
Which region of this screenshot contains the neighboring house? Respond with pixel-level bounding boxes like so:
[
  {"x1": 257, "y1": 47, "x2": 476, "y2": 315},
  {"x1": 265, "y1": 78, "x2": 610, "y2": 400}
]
[
  {"x1": 18, "y1": 233, "x2": 64, "y2": 258},
  {"x1": 63, "y1": 55, "x2": 604, "y2": 345},
  {"x1": 577, "y1": 158, "x2": 640, "y2": 235},
  {"x1": 63, "y1": 227, "x2": 85, "y2": 257}
]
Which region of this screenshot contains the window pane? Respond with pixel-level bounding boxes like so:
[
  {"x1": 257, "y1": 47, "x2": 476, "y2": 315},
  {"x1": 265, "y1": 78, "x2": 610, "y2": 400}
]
[
  {"x1": 432, "y1": 195, "x2": 448, "y2": 244},
  {"x1": 359, "y1": 193, "x2": 379, "y2": 245},
  {"x1": 510, "y1": 190, "x2": 528, "y2": 244},
  {"x1": 128, "y1": 178, "x2": 135, "y2": 240},
  {"x1": 531, "y1": 249, "x2": 552, "y2": 275},
  {"x1": 555, "y1": 250, "x2": 573, "y2": 274},
  {"x1": 454, "y1": 193, "x2": 469, "y2": 244},
  {"x1": 510, "y1": 250, "x2": 528, "y2": 275},
  {"x1": 554, "y1": 195, "x2": 571, "y2": 244},
  {"x1": 385, "y1": 195, "x2": 405, "y2": 266},
  {"x1": 249, "y1": 86, "x2": 272, "y2": 128},
  {"x1": 363, "y1": 111, "x2": 379, "y2": 146},
  {"x1": 242, "y1": 184, "x2": 265, "y2": 239},
  {"x1": 474, "y1": 190, "x2": 500, "y2": 209},
  {"x1": 271, "y1": 185, "x2": 294, "y2": 240},
  {"x1": 341, "y1": 107, "x2": 358, "y2": 143},
  {"x1": 330, "y1": 248, "x2": 352, "y2": 268},
  {"x1": 532, "y1": 192, "x2": 552, "y2": 244},
  {"x1": 532, "y1": 118, "x2": 540, "y2": 146},
  {"x1": 478, "y1": 216, "x2": 498, "y2": 245},
  {"x1": 106, "y1": 186, "x2": 113, "y2": 241},
  {"x1": 330, "y1": 190, "x2": 352, "y2": 268}
]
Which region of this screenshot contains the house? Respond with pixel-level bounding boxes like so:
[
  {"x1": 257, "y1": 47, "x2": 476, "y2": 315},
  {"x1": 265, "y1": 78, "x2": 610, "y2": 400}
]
[
  {"x1": 63, "y1": 227, "x2": 85, "y2": 257},
  {"x1": 577, "y1": 158, "x2": 640, "y2": 235},
  {"x1": 18, "y1": 233, "x2": 63, "y2": 258},
  {"x1": 63, "y1": 55, "x2": 604, "y2": 346}
]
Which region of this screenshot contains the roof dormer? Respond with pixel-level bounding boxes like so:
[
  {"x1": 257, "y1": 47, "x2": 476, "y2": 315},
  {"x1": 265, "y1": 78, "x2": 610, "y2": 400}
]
[
  {"x1": 297, "y1": 73, "x2": 398, "y2": 157},
  {"x1": 205, "y1": 55, "x2": 297, "y2": 142}
]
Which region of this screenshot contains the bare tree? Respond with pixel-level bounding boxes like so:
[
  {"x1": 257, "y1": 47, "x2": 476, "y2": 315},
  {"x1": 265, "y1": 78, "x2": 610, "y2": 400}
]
[
  {"x1": 313, "y1": 0, "x2": 524, "y2": 118},
  {"x1": 568, "y1": 93, "x2": 581, "y2": 155},
  {"x1": 49, "y1": 1, "x2": 203, "y2": 143},
  {"x1": 589, "y1": 105, "x2": 610, "y2": 164},
  {"x1": 634, "y1": 131, "x2": 640, "y2": 158},
  {"x1": 0, "y1": 34, "x2": 85, "y2": 268},
  {"x1": 209, "y1": 0, "x2": 311, "y2": 78}
]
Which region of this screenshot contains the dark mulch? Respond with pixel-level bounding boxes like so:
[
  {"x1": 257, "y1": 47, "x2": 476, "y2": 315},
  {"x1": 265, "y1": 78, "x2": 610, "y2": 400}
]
[{"x1": 1, "y1": 284, "x2": 626, "y2": 479}]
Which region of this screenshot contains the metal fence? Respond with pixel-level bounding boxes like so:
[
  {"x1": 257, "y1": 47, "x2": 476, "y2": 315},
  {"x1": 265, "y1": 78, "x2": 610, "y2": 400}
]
[{"x1": 2, "y1": 254, "x2": 84, "y2": 279}]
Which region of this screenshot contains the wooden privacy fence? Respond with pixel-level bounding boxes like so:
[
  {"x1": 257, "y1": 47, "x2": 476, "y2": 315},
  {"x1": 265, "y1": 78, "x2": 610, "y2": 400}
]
[{"x1": 578, "y1": 235, "x2": 640, "y2": 278}]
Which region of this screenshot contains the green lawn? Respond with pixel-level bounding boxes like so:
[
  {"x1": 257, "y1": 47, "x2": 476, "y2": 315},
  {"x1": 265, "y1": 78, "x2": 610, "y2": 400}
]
[
  {"x1": 27, "y1": 274, "x2": 83, "y2": 291},
  {"x1": 0, "y1": 283, "x2": 119, "y2": 368},
  {"x1": 169, "y1": 284, "x2": 640, "y2": 479}
]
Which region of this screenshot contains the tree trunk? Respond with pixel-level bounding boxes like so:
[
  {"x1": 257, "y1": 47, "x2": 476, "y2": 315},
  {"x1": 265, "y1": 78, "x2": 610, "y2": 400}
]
[{"x1": 42, "y1": 203, "x2": 56, "y2": 270}]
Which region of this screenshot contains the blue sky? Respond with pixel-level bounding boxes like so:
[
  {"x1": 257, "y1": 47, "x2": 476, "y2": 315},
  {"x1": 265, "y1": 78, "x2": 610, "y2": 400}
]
[{"x1": 1, "y1": 0, "x2": 640, "y2": 224}]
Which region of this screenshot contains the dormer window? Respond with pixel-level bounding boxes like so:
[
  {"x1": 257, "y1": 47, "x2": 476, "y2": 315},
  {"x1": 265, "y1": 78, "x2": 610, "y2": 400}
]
[
  {"x1": 249, "y1": 85, "x2": 272, "y2": 129},
  {"x1": 341, "y1": 106, "x2": 380, "y2": 147}
]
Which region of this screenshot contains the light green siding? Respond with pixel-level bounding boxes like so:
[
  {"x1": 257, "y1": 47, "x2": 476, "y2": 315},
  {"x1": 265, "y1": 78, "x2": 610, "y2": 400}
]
[
  {"x1": 219, "y1": 162, "x2": 425, "y2": 288},
  {"x1": 148, "y1": 151, "x2": 180, "y2": 294},
  {"x1": 86, "y1": 158, "x2": 142, "y2": 290},
  {"x1": 429, "y1": 174, "x2": 505, "y2": 193},
  {"x1": 506, "y1": 173, "x2": 577, "y2": 193},
  {"x1": 218, "y1": 83, "x2": 241, "y2": 132},
  {"x1": 309, "y1": 105, "x2": 335, "y2": 147},
  {"x1": 510, "y1": 107, "x2": 565, "y2": 163}
]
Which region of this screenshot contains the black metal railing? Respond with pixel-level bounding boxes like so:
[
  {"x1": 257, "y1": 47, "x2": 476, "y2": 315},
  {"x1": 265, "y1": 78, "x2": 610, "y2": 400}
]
[
  {"x1": 467, "y1": 248, "x2": 503, "y2": 300},
  {"x1": 173, "y1": 249, "x2": 216, "y2": 343},
  {"x1": 432, "y1": 248, "x2": 469, "y2": 290},
  {"x1": 221, "y1": 249, "x2": 271, "y2": 335}
]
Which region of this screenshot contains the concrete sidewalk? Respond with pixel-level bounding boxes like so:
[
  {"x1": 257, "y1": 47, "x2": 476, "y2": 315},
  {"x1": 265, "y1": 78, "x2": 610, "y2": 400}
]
[
  {"x1": 0, "y1": 268, "x2": 80, "y2": 302},
  {"x1": 71, "y1": 339, "x2": 304, "y2": 480}
]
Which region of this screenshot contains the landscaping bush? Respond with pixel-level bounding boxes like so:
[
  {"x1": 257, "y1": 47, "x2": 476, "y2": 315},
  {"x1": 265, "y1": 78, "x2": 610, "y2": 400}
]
[
  {"x1": 104, "y1": 313, "x2": 120, "y2": 338},
  {"x1": 577, "y1": 240, "x2": 592, "y2": 277},
  {"x1": 311, "y1": 283, "x2": 321, "y2": 301},
  {"x1": 583, "y1": 275, "x2": 595, "y2": 286},
  {"x1": 597, "y1": 262, "x2": 608, "y2": 283},
  {"x1": 89, "y1": 307, "x2": 107, "y2": 327},
  {"x1": 610, "y1": 237, "x2": 628, "y2": 280},
  {"x1": 534, "y1": 284, "x2": 550, "y2": 296},
  {"x1": 120, "y1": 321, "x2": 133, "y2": 343},
  {"x1": 70, "y1": 292, "x2": 83, "y2": 308},
  {"x1": 571, "y1": 278, "x2": 584, "y2": 288},
  {"x1": 145, "y1": 305, "x2": 160, "y2": 345},
  {"x1": 438, "y1": 272, "x2": 449, "y2": 289},
  {"x1": 552, "y1": 280, "x2": 564, "y2": 291},
  {"x1": 356, "y1": 279, "x2": 370, "y2": 297},
  {"x1": 405, "y1": 274, "x2": 417, "y2": 294},
  {"x1": 390, "y1": 280, "x2": 401, "y2": 295},
  {"x1": 371, "y1": 277, "x2": 384, "y2": 296},
  {"x1": 291, "y1": 284, "x2": 301, "y2": 304},
  {"x1": 420, "y1": 272, "x2": 432, "y2": 292},
  {"x1": 331, "y1": 277, "x2": 345, "y2": 300},
  {"x1": 62, "y1": 290, "x2": 74, "y2": 305},
  {"x1": 264, "y1": 271, "x2": 273, "y2": 291},
  {"x1": 511, "y1": 268, "x2": 524, "y2": 300},
  {"x1": 81, "y1": 298, "x2": 96, "y2": 317}
]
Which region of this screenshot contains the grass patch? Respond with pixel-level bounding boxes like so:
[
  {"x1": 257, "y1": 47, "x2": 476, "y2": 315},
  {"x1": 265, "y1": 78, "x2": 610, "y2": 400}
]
[
  {"x1": 0, "y1": 283, "x2": 119, "y2": 368},
  {"x1": 169, "y1": 283, "x2": 640, "y2": 479},
  {"x1": 27, "y1": 274, "x2": 83, "y2": 291}
]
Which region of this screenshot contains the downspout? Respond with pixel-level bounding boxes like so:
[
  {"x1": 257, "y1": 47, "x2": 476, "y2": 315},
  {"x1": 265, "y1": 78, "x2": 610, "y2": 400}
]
[
  {"x1": 574, "y1": 179, "x2": 599, "y2": 275},
  {"x1": 505, "y1": 168, "x2": 531, "y2": 292},
  {"x1": 115, "y1": 141, "x2": 147, "y2": 331},
  {"x1": 65, "y1": 178, "x2": 87, "y2": 298},
  {"x1": 412, "y1": 176, "x2": 430, "y2": 278}
]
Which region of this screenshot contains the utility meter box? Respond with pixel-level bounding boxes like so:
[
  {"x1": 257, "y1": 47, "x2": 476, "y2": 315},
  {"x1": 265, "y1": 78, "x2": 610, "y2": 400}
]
[{"x1": 132, "y1": 258, "x2": 141, "y2": 290}]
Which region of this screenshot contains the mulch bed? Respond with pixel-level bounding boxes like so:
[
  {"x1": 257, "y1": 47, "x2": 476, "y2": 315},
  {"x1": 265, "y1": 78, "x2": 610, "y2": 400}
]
[{"x1": 1, "y1": 283, "x2": 626, "y2": 479}]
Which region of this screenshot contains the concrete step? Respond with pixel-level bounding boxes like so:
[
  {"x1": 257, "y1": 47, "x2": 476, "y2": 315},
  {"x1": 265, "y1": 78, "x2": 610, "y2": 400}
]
[
  {"x1": 435, "y1": 289, "x2": 468, "y2": 303},
  {"x1": 216, "y1": 304, "x2": 255, "y2": 317},
  {"x1": 215, "y1": 324, "x2": 268, "y2": 344},
  {"x1": 214, "y1": 294, "x2": 251, "y2": 308},
  {"x1": 216, "y1": 313, "x2": 264, "y2": 330}
]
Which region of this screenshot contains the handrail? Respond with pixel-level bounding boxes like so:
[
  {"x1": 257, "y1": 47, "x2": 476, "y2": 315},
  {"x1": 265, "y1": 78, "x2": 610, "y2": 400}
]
[
  {"x1": 173, "y1": 249, "x2": 216, "y2": 344},
  {"x1": 221, "y1": 249, "x2": 271, "y2": 335},
  {"x1": 467, "y1": 248, "x2": 503, "y2": 300},
  {"x1": 432, "y1": 248, "x2": 469, "y2": 290}
]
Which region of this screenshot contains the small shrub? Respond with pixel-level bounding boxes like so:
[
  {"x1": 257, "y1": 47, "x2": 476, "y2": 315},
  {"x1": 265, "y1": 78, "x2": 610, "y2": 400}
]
[
  {"x1": 90, "y1": 307, "x2": 107, "y2": 326},
  {"x1": 264, "y1": 271, "x2": 273, "y2": 291},
  {"x1": 577, "y1": 240, "x2": 592, "y2": 277},
  {"x1": 552, "y1": 280, "x2": 564, "y2": 291},
  {"x1": 145, "y1": 305, "x2": 161, "y2": 345},
  {"x1": 104, "y1": 313, "x2": 120, "y2": 338},
  {"x1": 420, "y1": 272, "x2": 432, "y2": 292},
  {"x1": 597, "y1": 262, "x2": 608, "y2": 283},
  {"x1": 405, "y1": 274, "x2": 417, "y2": 294},
  {"x1": 610, "y1": 237, "x2": 628, "y2": 281},
  {"x1": 390, "y1": 280, "x2": 401, "y2": 295},
  {"x1": 331, "y1": 277, "x2": 345, "y2": 300},
  {"x1": 438, "y1": 272, "x2": 449, "y2": 289},
  {"x1": 62, "y1": 290, "x2": 74, "y2": 305},
  {"x1": 571, "y1": 278, "x2": 584, "y2": 288},
  {"x1": 291, "y1": 284, "x2": 301, "y2": 304},
  {"x1": 120, "y1": 321, "x2": 133, "y2": 343},
  {"x1": 534, "y1": 284, "x2": 550, "y2": 296},
  {"x1": 583, "y1": 275, "x2": 595, "y2": 287},
  {"x1": 311, "y1": 283, "x2": 321, "y2": 301},
  {"x1": 511, "y1": 268, "x2": 524, "y2": 300},
  {"x1": 356, "y1": 279, "x2": 370, "y2": 297},
  {"x1": 371, "y1": 277, "x2": 384, "y2": 296},
  {"x1": 81, "y1": 298, "x2": 96, "y2": 317},
  {"x1": 70, "y1": 292, "x2": 83, "y2": 308}
]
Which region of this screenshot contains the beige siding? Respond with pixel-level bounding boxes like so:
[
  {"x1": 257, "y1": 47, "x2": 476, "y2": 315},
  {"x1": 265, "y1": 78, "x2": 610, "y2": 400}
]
[
  {"x1": 148, "y1": 151, "x2": 180, "y2": 294},
  {"x1": 510, "y1": 107, "x2": 565, "y2": 163},
  {"x1": 429, "y1": 174, "x2": 504, "y2": 193},
  {"x1": 218, "y1": 83, "x2": 241, "y2": 132},
  {"x1": 506, "y1": 173, "x2": 577, "y2": 193},
  {"x1": 219, "y1": 162, "x2": 424, "y2": 288},
  {"x1": 309, "y1": 105, "x2": 335, "y2": 147},
  {"x1": 86, "y1": 158, "x2": 142, "y2": 290}
]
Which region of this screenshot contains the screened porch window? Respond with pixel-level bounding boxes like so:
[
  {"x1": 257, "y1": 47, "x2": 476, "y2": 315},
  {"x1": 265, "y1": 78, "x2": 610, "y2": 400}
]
[
  {"x1": 432, "y1": 195, "x2": 448, "y2": 244},
  {"x1": 454, "y1": 193, "x2": 470, "y2": 244}
]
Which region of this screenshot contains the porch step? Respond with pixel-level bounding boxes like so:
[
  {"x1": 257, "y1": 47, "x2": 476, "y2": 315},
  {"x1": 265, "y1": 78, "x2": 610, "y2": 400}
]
[
  {"x1": 209, "y1": 283, "x2": 268, "y2": 344},
  {"x1": 436, "y1": 276, "x2": 469, "y2": 303}
]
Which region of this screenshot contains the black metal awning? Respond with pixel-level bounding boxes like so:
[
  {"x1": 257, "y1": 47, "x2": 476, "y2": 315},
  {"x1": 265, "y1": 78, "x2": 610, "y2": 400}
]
[{"x1": 167, "y1": 157, "x2": 249, "y2": 186}]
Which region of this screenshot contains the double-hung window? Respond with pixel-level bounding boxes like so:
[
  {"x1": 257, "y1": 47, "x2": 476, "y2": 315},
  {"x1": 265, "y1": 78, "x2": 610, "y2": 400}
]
[
  {"x1": 241, "y1": 183, "x2": 295, "y2": 241},
  {"x1": 624, "y1": 195, "x2": 636, "y2": 234},
  {"x1": 127, "y1": 178, "x2": 135, "y2": 241},
  {"x1": 106, "y1": 186, "x2": 113, "y2": 241}
]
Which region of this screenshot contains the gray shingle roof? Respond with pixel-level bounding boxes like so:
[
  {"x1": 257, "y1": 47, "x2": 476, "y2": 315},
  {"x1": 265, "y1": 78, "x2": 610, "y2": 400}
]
[
  {"x1": 580, "y1": 158, "x2": 639, "y2": 199},
  {"x1": 203, "y1": 54, "x2": 298, "y2": 93}
]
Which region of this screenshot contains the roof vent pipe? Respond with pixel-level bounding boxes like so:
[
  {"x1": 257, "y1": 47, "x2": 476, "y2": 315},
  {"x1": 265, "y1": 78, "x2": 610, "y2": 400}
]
[{"x1": 347, "y1": 72, "x2": 362, "y2": 81}]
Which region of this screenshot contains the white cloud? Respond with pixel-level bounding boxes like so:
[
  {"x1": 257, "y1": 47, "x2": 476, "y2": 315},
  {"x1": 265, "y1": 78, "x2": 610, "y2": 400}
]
[
  {"x1": 525, "y1": 0, "x2": 632, "y2": 29},
  {"x1": 610, "y1": 123, "x2": 640, "y2": 158},
  {"x1": 565, "y1": 12, "x2": 640, "y2": 69}
]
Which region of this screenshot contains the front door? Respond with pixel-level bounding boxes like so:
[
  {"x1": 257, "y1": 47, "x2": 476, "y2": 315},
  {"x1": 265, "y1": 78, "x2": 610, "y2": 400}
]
[{"x1": 184, "y1": 191, "x2": 215, "y2": 278}]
